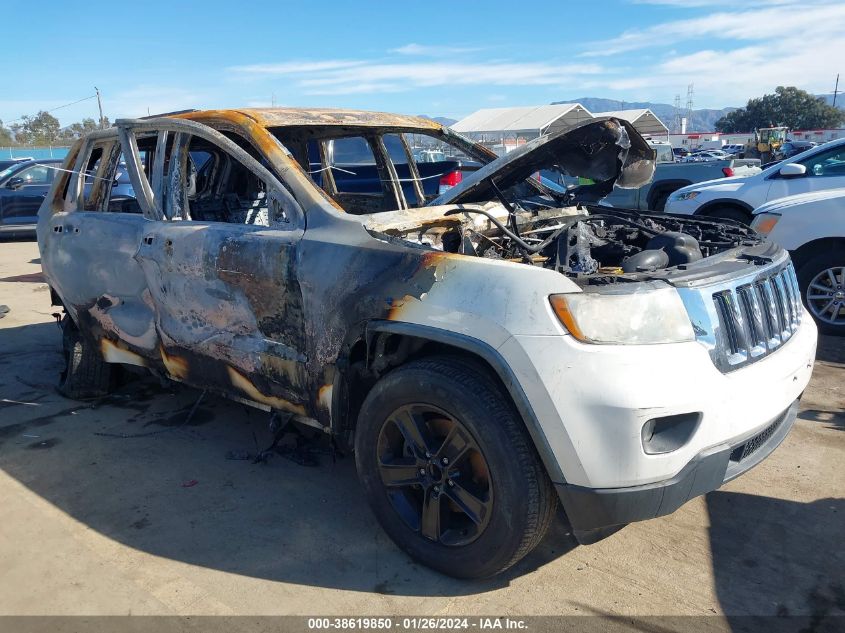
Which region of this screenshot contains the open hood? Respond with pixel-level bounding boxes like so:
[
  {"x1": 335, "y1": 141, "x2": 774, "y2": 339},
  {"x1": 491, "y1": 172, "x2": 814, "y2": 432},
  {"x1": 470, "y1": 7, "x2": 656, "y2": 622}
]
[{"x1": 431, "y1": 117, "x2": 656, "y2": 206}]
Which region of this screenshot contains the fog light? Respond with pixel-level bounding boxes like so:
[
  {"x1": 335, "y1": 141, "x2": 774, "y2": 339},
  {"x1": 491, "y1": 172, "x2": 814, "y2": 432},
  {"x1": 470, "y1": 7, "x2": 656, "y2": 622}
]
[{"x1": 641, "y1": 413, "x2": 701, "y2": 454}]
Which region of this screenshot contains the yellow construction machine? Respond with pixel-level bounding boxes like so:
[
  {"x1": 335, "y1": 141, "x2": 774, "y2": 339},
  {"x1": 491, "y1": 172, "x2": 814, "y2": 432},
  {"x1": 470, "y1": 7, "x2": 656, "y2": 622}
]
[{"x1": 742, "y1": 127, "x2": 789, "y2": 163}]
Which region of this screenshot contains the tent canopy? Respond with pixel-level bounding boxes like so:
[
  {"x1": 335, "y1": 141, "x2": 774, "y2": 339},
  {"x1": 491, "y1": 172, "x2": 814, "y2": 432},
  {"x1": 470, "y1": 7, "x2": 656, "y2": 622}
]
[
  {"x1": 592, "y1": 109, "x2": 669, "y2": 137},
  {"x1": 452, "y1": 104, "x2": 594, "y2": 136}
]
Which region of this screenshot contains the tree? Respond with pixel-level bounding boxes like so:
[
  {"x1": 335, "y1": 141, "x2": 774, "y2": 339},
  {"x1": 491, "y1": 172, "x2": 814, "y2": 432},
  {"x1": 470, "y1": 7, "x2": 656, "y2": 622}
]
[
  {"x1": 715, "y1": 86, "x2": 845, "y2": 133},
  {"x1": 10, "y1": 111, "x2": 62, "y2": 145},
  {"x1": 59, "y1": 117, "x2": 110, "y2": 141},
  {"x1": 0, "y1": 120, "x2": 12, "y2": 146}
]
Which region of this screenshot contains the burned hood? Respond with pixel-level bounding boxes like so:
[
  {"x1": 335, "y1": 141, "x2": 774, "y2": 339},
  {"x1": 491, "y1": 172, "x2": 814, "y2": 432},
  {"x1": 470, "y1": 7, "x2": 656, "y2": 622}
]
[{"x1": 432, "y1": 117, "x2": 656, "y2": 206}]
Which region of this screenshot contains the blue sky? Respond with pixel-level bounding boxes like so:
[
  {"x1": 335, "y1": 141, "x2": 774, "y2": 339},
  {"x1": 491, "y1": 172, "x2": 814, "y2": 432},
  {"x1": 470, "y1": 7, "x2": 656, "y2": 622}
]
[{"x1": 3, "y1": 0, "x2": 843, "y2": 127}]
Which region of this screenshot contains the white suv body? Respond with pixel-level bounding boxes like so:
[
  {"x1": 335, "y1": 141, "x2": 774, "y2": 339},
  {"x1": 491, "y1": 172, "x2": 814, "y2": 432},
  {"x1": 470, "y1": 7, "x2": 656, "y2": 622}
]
[
  {"x1": 37, "y1": 110, "x2": 817, "y2": 578},
  {"x1": 752, "y1": 188, "x2": 845, "y2": 335},
  {"x1": 665, "y1": 138, "x2": 845, "y2": 222}
]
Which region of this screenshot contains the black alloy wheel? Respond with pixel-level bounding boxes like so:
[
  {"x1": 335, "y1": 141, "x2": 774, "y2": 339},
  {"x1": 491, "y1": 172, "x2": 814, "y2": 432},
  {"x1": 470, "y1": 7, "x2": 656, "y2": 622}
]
[{"x1": 376, "y1": 403, "x2": 493, "y2": 547}]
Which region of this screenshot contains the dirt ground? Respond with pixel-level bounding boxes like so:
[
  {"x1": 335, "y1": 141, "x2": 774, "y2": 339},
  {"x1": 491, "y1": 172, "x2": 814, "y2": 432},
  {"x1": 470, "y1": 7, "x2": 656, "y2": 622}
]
[{"x1": 0, "y1": 239, "x2": 843, "y2": 619}]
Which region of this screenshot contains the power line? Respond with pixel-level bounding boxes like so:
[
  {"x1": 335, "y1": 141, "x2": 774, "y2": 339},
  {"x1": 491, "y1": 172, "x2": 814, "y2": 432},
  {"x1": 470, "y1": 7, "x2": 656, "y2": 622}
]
[{"x1": 2, "y1": 94, "x2": 98, "y2": 126}]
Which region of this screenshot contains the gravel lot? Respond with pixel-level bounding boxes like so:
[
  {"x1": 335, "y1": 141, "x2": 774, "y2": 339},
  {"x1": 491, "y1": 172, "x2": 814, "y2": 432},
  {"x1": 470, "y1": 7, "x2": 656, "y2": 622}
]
[{"x1": 0, "y1": 239, "x2": 842, "y2": 621}]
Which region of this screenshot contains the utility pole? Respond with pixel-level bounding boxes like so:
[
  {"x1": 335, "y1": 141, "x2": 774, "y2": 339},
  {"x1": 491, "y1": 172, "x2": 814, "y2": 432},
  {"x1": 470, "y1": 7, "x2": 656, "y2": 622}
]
[
  {"x1": 685, "y1": 84, "x2": 694, "y2": 130},
  {"x1": 673, "y1": 94, "x2": 682, "y2": 134},
  {"x1": 95, "y1": 86, "x2": 105, "y2": 129},
  {"x1": 834, "y1": 74, "x2": 840, "y2": 108}
]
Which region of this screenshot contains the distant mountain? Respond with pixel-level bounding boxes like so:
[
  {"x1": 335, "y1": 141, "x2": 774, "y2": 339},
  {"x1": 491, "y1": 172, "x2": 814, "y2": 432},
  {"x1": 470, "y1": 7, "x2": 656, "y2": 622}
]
[
  {"x1": 552, "y1": 97, "x2": 736, "y2": 133},
  {"x1": 419, "y1": 115, "x2": 458, "y2": 126},
  {"x1": 816, "y1": 93, "x2": 845, "y2": 110}
]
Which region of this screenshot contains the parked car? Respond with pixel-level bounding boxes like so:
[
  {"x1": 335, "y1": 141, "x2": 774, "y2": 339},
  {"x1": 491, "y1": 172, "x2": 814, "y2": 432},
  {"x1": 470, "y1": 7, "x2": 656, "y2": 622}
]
[
  {"x1": 722, "y1": 144, "x2": 745, "y2": 155},
  {"x1": 672, "y1": 147, "x2": 691, "y2": 160},
  {"x1": 0, "y1": 159, "x2": 63, "y2": 237},
  {"x1": 0, "y1": 159, "x2": 136, "y2": 237},
  {"x1": 752, "y1": 188, "x2": 845, "y2": 335},
  {"x1": 38, "y1": 109, "x2": 816, "y2": 578},
  {"x1": 779, "y1": 140, "x2": 818, "y2": 160},
  {"x1": 413, "y1": 149, "x2": 447, "y2": 163},
  {"x1": 683, "y1": 150, "x2": 730, "y2": 162},
  {"x1": 665, "y1": 137, "x2": 845, "y2": 223},
  {"x1": 601, "y1": 140, "x2": 761, "y2": 212},
  {"x1": 0, "y1": 156, "x2": 35, "y2": 171},
  {"x1": 313, "y1": 137, "x2": 467, "y2": 200}
]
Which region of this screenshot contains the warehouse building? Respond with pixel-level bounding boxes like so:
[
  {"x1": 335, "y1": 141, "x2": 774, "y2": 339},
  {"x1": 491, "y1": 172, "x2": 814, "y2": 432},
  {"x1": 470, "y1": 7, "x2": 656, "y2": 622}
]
[
  {"x1": 451, "y1": 103, "x2": 594, "y2": 154},
  {"x1": 452, "y1": 104, "x2": 669, "y2": 154}
]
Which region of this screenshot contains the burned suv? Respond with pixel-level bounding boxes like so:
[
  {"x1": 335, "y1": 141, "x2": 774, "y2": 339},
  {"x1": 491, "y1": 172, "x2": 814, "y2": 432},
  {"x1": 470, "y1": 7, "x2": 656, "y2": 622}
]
[{"x1": 38, "y1": 109, "x2": 817, "y2": 579}]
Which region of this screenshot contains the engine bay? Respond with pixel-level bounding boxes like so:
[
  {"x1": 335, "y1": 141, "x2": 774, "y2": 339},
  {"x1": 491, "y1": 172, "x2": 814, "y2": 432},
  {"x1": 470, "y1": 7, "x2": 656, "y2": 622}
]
[{"x1": 367, "y1": 203, "x2": 765, "y2": 285}]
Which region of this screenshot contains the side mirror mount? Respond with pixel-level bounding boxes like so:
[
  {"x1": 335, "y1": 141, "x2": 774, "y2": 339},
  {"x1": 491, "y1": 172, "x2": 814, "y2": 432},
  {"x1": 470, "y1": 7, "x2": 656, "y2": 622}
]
[
  {"x1": 778, "y1": 163, "x2": 807, "y2": 178},
  {"x1": 5, "y1": 177, "x2": 24, "y2": 190}
]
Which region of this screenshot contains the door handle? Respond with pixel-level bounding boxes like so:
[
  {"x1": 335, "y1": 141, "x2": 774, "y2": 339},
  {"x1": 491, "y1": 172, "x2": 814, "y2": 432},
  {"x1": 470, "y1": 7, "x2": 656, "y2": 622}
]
[{"x1": 143, "y1": 236, "x2": 154, "y2": 245}]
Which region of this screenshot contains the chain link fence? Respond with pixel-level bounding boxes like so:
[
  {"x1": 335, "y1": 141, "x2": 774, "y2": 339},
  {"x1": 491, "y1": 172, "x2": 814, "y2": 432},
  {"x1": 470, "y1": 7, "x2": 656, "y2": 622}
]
[{"x1": 1, "y1": 146, "x2": 71, "y2": 161}]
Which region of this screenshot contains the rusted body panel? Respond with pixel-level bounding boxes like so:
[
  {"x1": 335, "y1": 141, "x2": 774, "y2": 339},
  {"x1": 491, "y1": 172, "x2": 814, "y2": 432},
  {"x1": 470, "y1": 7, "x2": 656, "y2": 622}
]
[
  {"x1": 176, "y1": 107, "x2": 443, "y2": 131},
  {"x1": 37, "y1": 108, "x2": 651, "y2": 439}
]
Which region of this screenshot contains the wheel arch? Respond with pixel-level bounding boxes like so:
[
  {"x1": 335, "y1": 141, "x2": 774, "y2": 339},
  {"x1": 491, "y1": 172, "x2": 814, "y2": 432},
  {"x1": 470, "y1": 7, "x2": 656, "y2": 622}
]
[
  {"x1": 332, "y1": 320, "x2": 565, "y2": 484},
  {"x1": 646, "y1": 179, "x2": 692, "y2": 211},
  {"x1": 694, "y1": 198, "x2": 754, "y2": 218},
  {"x1": 790, "y1": 237, "x2": 845, "y2": 270}
]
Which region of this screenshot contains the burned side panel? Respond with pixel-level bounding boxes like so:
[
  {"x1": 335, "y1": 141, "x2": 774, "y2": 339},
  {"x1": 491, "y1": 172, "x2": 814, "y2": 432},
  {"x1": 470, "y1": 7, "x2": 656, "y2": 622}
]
[
  {"x1": 41, "y1": 192, "x2": 161, "y2": 367},
  {"x1": 133, "y1": 222, "x2": 310, "y2": 416},
  {"x1": 294, "y1": 218, "x2": 442, "y2": 425}
]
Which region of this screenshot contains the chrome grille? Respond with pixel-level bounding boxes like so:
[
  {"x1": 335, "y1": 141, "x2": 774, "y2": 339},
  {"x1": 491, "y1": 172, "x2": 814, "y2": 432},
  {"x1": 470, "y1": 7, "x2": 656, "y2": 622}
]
[
  {"x1": 677, "y1": 257, "x2": 803, "y2": 373},
  {"x1": 709, "y1": 263, "x2": 802, "y2": 371}
]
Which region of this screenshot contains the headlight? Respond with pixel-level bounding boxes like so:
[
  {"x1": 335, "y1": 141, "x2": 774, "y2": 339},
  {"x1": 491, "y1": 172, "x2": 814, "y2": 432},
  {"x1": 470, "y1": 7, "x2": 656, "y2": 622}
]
[
  {"x1": 751, "y1": 212, "x2": 781, "y2": 235},
  {"x1": 673, "y1": 191, "x2": 700, "y2": 201},
  {"x1": 549, "y1": 287, "x2": 695, "y2": 345}
]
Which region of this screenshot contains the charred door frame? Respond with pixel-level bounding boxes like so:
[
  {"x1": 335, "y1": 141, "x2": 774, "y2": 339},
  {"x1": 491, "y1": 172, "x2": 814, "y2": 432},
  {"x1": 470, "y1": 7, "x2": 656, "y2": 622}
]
[
  {"x1": 118, "y1": 117, "x2": 316, "y2": 422},
  {"x1": 114, "y1": 117, "x2": 305, "y2": 229}
]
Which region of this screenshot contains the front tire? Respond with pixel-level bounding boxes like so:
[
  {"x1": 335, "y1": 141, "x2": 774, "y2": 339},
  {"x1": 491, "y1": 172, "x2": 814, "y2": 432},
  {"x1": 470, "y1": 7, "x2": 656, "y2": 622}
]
[
  {"x1": 797, "y1": 251, "x2": 845, "y2": 336},
  {"x1": 355, "y1": 356, "x2": 556, "y2": 579}
]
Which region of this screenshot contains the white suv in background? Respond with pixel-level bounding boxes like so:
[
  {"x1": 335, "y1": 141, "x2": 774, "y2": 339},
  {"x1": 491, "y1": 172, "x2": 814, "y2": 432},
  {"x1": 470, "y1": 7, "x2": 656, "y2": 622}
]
[
  {"x1": 665, "y1": 138, "x2": 845, "y2": 224},
  {"x1": 752, "y1": 188, "x2": 845, "y2": 335}
]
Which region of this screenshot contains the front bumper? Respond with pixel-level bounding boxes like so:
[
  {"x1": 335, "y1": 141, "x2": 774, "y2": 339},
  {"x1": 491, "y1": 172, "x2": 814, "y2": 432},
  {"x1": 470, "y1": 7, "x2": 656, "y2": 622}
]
[
  {"x1": 555, "y1": 398, "x2": 799, "y2": 537},
  {"x1": 504, "y1": 313, "x2": 816, "y2": 490}
]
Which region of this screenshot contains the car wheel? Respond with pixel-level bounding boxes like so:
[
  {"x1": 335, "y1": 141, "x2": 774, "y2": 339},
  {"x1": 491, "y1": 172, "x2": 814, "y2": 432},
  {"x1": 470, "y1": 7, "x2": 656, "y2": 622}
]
[
  {"x1": 59, "y1": 317, "x2": 113, "y2": 399},
  {"x1": 797, "y1": 252, "x2": 845, "y2": 336},
  {"x1": 704, "y1": 206, "x2": 751, "y2": 224},
  {"x1": 355, "y1": 356, "x2": 556, "y2": 579}
]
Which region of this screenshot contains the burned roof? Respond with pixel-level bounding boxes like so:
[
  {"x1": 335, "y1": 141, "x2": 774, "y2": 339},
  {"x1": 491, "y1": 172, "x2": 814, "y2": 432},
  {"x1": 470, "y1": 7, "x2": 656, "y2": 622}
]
[{"x1": 174, "y1": 108, "x2": 443, "y2": 131}]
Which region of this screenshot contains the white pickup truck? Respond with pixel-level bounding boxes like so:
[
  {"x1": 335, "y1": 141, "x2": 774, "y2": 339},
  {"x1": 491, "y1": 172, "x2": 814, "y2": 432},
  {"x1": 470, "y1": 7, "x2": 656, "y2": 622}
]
[{"x1": 601, "y1": 140, "x2": 761, "y2": 212}]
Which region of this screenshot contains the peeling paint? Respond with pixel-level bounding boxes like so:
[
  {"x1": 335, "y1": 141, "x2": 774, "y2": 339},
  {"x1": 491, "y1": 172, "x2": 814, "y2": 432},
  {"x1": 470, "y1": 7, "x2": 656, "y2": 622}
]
[
  {"x1": 101, "y1": 339, "x2": 147, "y2": 367},
  {"x1": 160, "y1": 345, "x2": 190, "y2": 381},
  {"x1": 227, "y1": 366, "x2": 307, "y2": 416}
]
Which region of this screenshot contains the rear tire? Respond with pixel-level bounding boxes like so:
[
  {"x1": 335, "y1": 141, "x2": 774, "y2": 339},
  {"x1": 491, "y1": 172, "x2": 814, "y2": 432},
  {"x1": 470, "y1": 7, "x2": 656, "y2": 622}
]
[
  {"x1": 355, "y1": 356, "x2": 556, "y2": 578},
  {"x1": 797, "y1": 251, "x2": 845, "y2": 336},
  {"x1": 59, "y1": 317, "x2": 113, "y2": 399}
]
